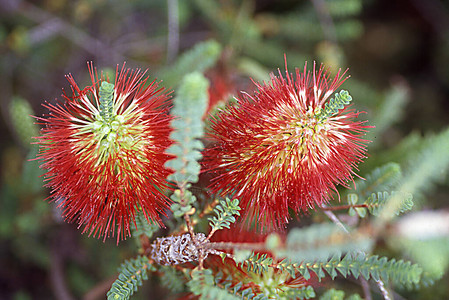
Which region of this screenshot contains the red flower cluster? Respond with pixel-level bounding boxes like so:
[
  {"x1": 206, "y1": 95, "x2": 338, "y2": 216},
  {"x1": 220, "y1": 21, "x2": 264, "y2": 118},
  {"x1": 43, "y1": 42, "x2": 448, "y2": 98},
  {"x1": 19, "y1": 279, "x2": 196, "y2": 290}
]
[
  {"x1": 203, "y1": 62, "x2": 370, "y2": 230},
  {"x1": 36, "y1": 63, "x2": 173, "y2": 241}
]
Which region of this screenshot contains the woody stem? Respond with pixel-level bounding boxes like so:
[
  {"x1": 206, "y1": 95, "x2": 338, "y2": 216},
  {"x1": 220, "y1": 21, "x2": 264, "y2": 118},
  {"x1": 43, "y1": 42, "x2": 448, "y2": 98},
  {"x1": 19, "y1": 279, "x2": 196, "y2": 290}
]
[{"x1": 321, "y1": 204, "x2": 368, "y2": 211}]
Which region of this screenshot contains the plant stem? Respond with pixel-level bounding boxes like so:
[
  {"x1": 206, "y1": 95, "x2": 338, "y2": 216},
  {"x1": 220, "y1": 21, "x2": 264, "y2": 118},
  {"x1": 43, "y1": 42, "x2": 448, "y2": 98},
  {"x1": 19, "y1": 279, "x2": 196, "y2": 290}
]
[{"x1": 321, "y1": 204, "x2": 368, "y2": 211}]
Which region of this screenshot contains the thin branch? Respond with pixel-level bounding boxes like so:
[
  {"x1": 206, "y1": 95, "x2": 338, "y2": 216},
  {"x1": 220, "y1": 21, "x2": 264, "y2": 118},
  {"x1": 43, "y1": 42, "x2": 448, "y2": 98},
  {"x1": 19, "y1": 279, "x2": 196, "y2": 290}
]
[
  {"x1": 321, "y1": 204, "x2": 368, "y2": 211},
  {"x1": 361, "y1": 278, "x2": 373, "y2": 300},
  {"x1": 206, "y1": 241, "x2": 266, "y2": 252},
  {"x1": 321, "y1": 204, "x2": 350, "y2": 233},
  {"x1": 167, "y1": 0, "x2": 180, "y2": 63}
]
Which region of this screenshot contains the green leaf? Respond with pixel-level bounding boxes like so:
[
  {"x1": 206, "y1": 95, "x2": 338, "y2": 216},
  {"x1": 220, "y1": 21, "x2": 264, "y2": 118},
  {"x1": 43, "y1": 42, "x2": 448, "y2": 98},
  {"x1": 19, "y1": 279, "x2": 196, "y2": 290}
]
[
  {"x1": 9, "y1": 96, "x2": 39, "y2": 149},
  {"x1": 160, "y1": 266, "x2": 185, "y2": 293},
  {"x1": 107, "y1": 256, "x2": 155, "y2": 300},
  {"x1": 161, "y1": 40, "x2": 222, "y2": 88},
  {"x1": 319, "y1": 90, "x2": 352, "y2": 120},
  {"x1": 353, "y1": 163, "x2": 403, "y2": 198},
  {"x1": 131, "y1": 209, "x2": 159, "y2": 239},
  {"x1": 208, "y1": 198, "x2": 241, "y2": 232},
  {"x1": 170, "y1": 188, "x2": 197, "y2": 218},
  {"x1": 99, "y1": 81, "x2": 115, "y2": 122},
  {"x1": 367, "y1": 191, "x2": 413, "y2": 216},
  {"x1": 278, "y1": 223, "x2": 374, "y2": 262},
  {"x1": 166, "y1": 72, "x2": 209, "y2": 185},
  {"x1": 320, "y1": 288, "x2": 345, "y2": 300},
  {"x1": 187, "y1": 268, "x2": 237, "y2": 300}
]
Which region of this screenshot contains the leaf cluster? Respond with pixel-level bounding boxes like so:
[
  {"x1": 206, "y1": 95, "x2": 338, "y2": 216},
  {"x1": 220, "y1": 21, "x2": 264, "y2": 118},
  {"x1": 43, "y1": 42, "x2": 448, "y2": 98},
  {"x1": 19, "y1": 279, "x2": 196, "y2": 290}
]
[
  {"x1": 187, "y1": 269, "x2": 239, "y2": 300},
  {"x1": 319, "y1": 90, "x2": 353, "y2": 120},
  {"x1": 165, "y1": 72, "x2": 209, "y2": 185},
  {"x1": 131, "y1": 209, "x2": 159, "y2": 239},
  {"x1": 107, "y1": 256, "x2": 155, "y2": 300},
  {"x1": 99, "y1": 81, "x2": 115, "y2": 122},
  {"x1": 208, "y1": 198, "x2": 241, "y2": 232},
  {"x1": 241, "y1": 252, "x2": 422, "y2": 289},
  {"x1": 170, "y1": 187, "x2": 197, "y2": 218},
  {"x1": 277, "y1": 223, "x2": 374, "y2": 262},
  {"x1": 160, "y1": 40, "x2": 222, "y2": 88}
]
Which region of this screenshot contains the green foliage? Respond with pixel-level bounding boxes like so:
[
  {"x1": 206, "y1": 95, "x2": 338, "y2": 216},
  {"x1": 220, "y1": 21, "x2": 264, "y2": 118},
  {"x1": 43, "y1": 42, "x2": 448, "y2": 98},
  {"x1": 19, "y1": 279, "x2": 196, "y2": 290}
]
[
  {"x1": 347, "y1": 163, "x2": 410, "y2": 218},
  {"x1": 214, "y1": 271, "x2": 315, "y2": 300},
  {"x1": 160, "y1": 266, "x2": 185, "y2": 293},
  {"x1": 170, "y1": 187, "x2": 197, "y2": 218},
  {"x1": 239, "y1": 253, "x2": 273, "y2": 274},
  {"x1": 284, "y1": 286, "x2": 316, "y2": 299},
  {"x1": 320, "y1": 288, "x2": 345, "y2": 300},
  {"x1": 9, "y1": 96, "x2": 39, "y2": 149},
  {"x1": 378, "y1": 127, "x2": 449, "y2": 223},
  {"x1": 274, "y1": 0, "x2": 363, "y2": 43},
  {"x1": 354, "y1": 162, "x2": 403, "y2": 197},
  {"x1": 277, "y1": 223, "x2": 374, "y2": 262},
  {"x1": 131, "y1": 209, "x2": 159, "y2": 239},
  {"x1": 365, "y1": 82, "x2": 409, "y2": 146},
  {"x1": 165, "y1": 72, "x2": 209, "y2": 184},
  {"x1": 208, "y1": 198, "x2": 241, "y2": 232},
  {"x1": 22, "y1": 146, "x2": 45, "y2": 194},
  {"x1": 107, "y1": 256, "x2": 155, "y2": 300},
  {"x1": 241, "y1": 252, "x2": 422, "y2": 288},
  {"x1": 187, "y1": 269, "x2": 214, "y2": 295},
  {"x1": 99, "y1": 81, "x2": 115, "y2": 122},
  {"x1": 346, "y1": 294, "x2": 364, "y2": 300},
  {"x1": 188, "y1": 269, "x2": 239, "y2": 299},
  {"x1": 366, "y1": 191, "x2": 413, "y2": 216},
  {"x1": 392, "y1": 237, "x2": 449, "y2": 280},
  {"x1": 401, "y1": 127, "x2": 449, "y2": 194},
  {"x1": 161, "y1": 40, "x2": 222, "y2": 88},
  {"x1": 320, "y1": 288, "x2": 363, "y2": 300},
  {"x1": 319, "y1": 90, "x2": 353, "y2": 121}
]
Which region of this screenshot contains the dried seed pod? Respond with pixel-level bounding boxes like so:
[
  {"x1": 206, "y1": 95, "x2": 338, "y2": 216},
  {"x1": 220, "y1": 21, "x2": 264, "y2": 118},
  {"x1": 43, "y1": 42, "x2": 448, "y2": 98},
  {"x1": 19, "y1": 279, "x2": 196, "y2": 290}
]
[{"x1": 150, "y1": 233, "x2": 209, "y2": 265}]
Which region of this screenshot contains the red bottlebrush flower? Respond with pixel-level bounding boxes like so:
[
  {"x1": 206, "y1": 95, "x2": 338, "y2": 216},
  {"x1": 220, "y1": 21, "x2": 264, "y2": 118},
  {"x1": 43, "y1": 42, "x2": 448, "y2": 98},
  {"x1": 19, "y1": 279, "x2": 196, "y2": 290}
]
[
  {"x1": 36, "y1": 63, "x2": 173, "y2": 241},
  {"x1": 203, "y1": 62, "x2": 371, "y2": 230}
]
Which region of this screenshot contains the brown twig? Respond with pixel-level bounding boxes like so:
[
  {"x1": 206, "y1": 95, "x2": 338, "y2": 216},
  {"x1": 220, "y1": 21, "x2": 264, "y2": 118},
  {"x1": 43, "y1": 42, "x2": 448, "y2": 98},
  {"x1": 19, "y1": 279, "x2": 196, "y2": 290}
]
[
  {"x1": 206, "y1": 241, "x2": 266, "y2": 252},
  {"x1": 321, "y1": 204, "x2": 368, "y2": 211}
]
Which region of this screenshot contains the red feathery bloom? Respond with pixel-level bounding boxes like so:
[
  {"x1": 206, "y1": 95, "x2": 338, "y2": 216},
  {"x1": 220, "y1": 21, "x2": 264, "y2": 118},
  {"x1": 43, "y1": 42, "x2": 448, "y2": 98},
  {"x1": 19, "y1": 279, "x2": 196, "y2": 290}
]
[
  {"x1": 203, "y1": 62, "x2": 371, "y2": 230},
  {"x1": 36, "y1": 63, "x2": 173, "y2": 241}
]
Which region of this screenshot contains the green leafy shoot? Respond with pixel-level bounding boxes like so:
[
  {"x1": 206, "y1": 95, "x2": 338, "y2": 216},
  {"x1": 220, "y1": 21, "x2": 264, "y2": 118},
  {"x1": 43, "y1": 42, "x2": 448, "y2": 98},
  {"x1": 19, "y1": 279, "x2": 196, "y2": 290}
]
[
  {"x1": 348, "y1": 191, "x2": 413, "y2": 218},
  {"x1": 9, "y1": 96, "x2": 39, "y2": 149},
  {"x1": 170, "y1": 186, "x2": 197, "y2": 218},
  {"x1": 367, "y1": 191, "x2": 413, "y2": 216},
  {"x1": 107, "y1": 256, "x2": 155, "y2": 300},
  {"x1": 160, "y1": 40, "x2": 222, "y2": 88},
  {"x1": 318, "y1": 90, "x2": 352, "y2": 121},
  {"x1": 187, "y1": 268, "x2": 239, "y2": 299},
  {"x1": 354, "y1": 162, "x2": 403, "y2": 198},
  {"x1": 238, "y1": 252, "x2": 422, "y2": 288},
  {"x1": 131, "y1": 209, "x2": 159, "y2": 239},
  {"x1": 208, "y1": 198, "x2": 241, "y2": 238},
  {"x1": 99, "y1": 81, "x2": 115, "y2": 122},
  {"x1": 165, "y1": 72, "x2": 209, "y2": 185},
  {"x1": 277, "y1": 223, "x2": 374, "y2": 262}
]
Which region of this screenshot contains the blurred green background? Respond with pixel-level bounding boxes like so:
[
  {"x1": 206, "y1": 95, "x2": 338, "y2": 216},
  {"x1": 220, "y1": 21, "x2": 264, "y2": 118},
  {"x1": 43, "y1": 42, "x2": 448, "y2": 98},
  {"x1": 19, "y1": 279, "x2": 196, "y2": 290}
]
[{"x1": 1, "y1": 0, "x2": 449, "y2": 299}]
